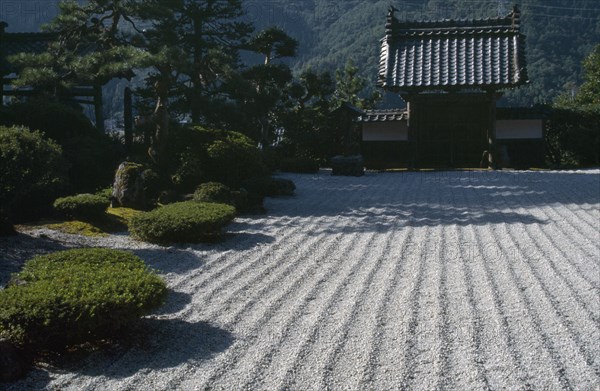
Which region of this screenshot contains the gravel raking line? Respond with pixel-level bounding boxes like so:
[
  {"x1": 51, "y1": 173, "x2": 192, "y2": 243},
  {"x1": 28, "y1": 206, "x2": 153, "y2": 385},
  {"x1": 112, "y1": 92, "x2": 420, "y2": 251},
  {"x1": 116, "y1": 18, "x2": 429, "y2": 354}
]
[{"x1": 2, "y1": 169, "x2": 599, "y2": 391}]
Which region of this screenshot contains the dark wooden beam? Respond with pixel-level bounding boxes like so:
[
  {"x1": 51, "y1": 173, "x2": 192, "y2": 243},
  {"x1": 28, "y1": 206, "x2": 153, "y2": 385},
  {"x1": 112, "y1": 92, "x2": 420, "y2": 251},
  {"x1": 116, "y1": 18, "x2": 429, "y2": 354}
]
[
  {"x1": 93, "y1": 83, "x2": 104, "y2": 133},
  {"x1": 487, "y1": 92, "x2": 498, "y2": 169},
  {"x1": 124, "y1": 87, "x2": 133, "y2": 153}
]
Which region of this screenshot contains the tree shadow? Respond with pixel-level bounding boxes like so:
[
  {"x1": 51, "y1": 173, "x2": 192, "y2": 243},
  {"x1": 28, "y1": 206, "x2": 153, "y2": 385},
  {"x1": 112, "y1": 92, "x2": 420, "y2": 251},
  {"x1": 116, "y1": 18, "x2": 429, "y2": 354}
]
[
  {"x1": 0, "y1": 233, "x2": 71, "y2": 287},
  {"x1": 151, "y1": 290, "x2": 192, "y2": 316},
  {"x1": 267, "y1": 170, "x2": 600, "y2": 233},
  {"x1": 129, "y1": 248, "x2": 205, "y2": 275},
  {"x1": 2, "y1": 366, "x2": 51, "y2": 390},
  {"x1": 72, "y1": 318, "x2": 234, "y2": 379}
]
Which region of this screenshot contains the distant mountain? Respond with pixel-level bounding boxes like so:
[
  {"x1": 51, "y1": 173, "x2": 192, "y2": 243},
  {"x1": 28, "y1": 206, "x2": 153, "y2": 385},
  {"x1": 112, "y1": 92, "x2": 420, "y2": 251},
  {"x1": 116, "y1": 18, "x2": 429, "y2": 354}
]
[
  {"x1": 249, "y1": 0, "x2": 600, "y2": 107},
  {"x1": 3, "y1": 0, "x2": 599, "y2": 108}
]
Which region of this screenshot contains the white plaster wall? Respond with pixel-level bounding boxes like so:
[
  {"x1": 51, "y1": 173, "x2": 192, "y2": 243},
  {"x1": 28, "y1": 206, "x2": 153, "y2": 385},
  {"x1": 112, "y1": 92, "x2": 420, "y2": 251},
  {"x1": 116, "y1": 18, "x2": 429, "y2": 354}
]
[
  {"x1": 362, "y1": 122, "x2": 409, "y2": 141},
  {"x1": 496, "y1": 119, "x2": 543, "y2": 139}
]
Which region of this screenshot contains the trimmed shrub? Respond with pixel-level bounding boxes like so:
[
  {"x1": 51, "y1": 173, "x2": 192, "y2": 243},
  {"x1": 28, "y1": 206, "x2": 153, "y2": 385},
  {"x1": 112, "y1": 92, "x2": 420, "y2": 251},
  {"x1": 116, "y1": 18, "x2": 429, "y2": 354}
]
[
  {"x1": 95, "y1": 187, "x2": 114, "y2": 201},
  {"x1": 170, "y1": 126, "x2": 268, "y2": 192},
  {"x1": 241, "y1": 176, "x2": 296, "y2": 198},
  {"x1": 53, "y1": 194, "x2": 110, "y2": 221},
  {"x1": 280, "y1": 157, "x2": 320, "y2": 173},
  {"x1": 193, "y1": 182, "x2": 233, "y2": 205},
  {"x1": 129, "y1": 201, "x2": 236, "y2": 244},
  {"x1": 0, "y1": 125, "x2": 68, "y2": 223},
  {"x1": 0, "y1": 248, "x2": 167, "y2": 350},
  {"x1": 267, "y1": 178, "x2": 296, "y2": 196},
  {"x1": 3, "y1": 100, "x2": 121, "y2": 193}
]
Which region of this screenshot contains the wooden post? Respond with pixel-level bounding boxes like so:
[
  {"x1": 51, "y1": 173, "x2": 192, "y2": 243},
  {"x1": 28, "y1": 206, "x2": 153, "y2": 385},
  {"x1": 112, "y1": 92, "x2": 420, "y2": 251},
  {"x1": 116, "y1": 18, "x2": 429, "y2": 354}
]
[
  {"x1": 93, "y1": 83, "x2": 105, "y2": 133},
  {"x1": 124, "y1": 87, "x2": 133, "y2": 153},
  {"x1": 487, "y1": 91, "x2": 497, "y2": 169}
]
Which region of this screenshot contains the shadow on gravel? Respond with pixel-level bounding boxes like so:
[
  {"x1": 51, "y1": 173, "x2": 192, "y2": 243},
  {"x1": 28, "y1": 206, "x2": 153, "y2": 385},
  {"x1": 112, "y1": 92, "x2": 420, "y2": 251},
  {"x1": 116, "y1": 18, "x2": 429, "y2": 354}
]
[
  {"x1": 0, "y1": 233, "x2": 71, "y2": 287},
  {"x1": 151, "y1": 290, "x2": 192, "y2": 315},
  {"x1": 130, "y1": 248, "x2": 205, "y2": 274},
  {"x1": 2, "y1": 367, "x2": 51, "y2": 390},
  {"x1": 270, "y1": 170, "x2": 600, "y2": 233},
  {"x1": 129, "y1": 232, "x2": 274, "y2": 273},
  {"x1": 77, "y1": 318, "x2": 234, "y2": 379},
  {"x1": 219, "y1": 232, "x2": 276, "y2": 251}
]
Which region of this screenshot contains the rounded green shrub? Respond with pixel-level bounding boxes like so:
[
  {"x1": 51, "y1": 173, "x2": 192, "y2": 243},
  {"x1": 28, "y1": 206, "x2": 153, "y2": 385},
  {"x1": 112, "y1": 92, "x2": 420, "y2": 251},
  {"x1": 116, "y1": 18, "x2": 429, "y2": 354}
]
[
  {"x1": 193, "y1": 182, "x2": 233, "y2": 205},
  {"x1": 0, "y1": 125, "x2": 68, "y2": 223},
  {"x1": 3, "y1": 100, "x2": 121, "y2": 193},
  {"x1": 241, "y1": 176, "x2": 296, "y2": 199},
  {"x1": 129, "y1": 201, "x2": 236, "y2": 244},
  {"x1": 53, "y1": 194, "x2": 110, "y2": 221},
  {"x1": 267, "y1": 178, "x2": 296, "y2": 196},
  {"x1": 170, "y1": 126, "x2": 268, "y2": 192},
  {"x1": 0, "y1": 248, "x2": 167, "y2": 350}
]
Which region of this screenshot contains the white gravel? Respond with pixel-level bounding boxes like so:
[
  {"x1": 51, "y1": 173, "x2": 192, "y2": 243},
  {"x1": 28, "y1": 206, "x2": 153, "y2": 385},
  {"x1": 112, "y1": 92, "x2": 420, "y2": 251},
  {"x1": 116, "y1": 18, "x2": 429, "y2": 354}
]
[{"x1": 2, "y1": 169, "x2": 599, "y2": 390}]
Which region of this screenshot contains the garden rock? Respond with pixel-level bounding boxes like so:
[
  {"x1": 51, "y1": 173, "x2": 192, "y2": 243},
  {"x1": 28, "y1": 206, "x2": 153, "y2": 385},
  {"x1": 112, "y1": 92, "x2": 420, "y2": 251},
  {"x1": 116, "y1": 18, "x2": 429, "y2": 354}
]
[
  {"x1": 112, "y1": 162, "x2": 147, "y2": 209},
  {"x1": 330, "y1": 155, "x2": 365, "y2": 176}
]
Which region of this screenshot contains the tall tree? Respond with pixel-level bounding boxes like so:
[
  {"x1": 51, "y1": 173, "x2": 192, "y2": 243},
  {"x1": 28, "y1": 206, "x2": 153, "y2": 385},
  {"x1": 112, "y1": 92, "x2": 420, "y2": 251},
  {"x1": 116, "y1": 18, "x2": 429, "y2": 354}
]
[
  {"x1": 12, "y1": 0, "x2": 253, "y2": 167},
  {"x1": 224, "y1": 27, "x2": 298, "y2": 148},
  {"x1": 333, "y1": 60, "x2": 380, "y2": 109},
  {"x1": 248, "y1": 27, "x2": 299, "y2": 65}
]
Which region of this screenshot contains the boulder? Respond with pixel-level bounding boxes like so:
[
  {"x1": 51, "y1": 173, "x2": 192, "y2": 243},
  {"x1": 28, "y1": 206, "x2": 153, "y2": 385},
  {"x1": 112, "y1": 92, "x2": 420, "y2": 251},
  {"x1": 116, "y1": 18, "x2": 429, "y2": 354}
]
[
  {"x1": 330, "y1": 155, "x2": 365, "y2": 176},
  {"x1": 111, "y1": 162, "x2": 147, "y2": 209}
]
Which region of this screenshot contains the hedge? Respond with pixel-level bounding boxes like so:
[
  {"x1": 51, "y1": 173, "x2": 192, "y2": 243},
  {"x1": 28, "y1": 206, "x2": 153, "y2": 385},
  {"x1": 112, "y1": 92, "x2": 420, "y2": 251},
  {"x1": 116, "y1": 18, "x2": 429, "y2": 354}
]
[
  {"x1": 193, "y1": 182, "x2": 233, "y2": 205},
  {"x1": 53, "y1": 194, "x2": 110, "y2": 221},
  {"x1": 0, "y1": 248, "x2": 167, "y2": 350},
  {"x1": 0, "y1": 125, "x2": 68, "y2": 223},
  {"x1": 129, "y1": 201, "x2": 236, "y2": 244}
]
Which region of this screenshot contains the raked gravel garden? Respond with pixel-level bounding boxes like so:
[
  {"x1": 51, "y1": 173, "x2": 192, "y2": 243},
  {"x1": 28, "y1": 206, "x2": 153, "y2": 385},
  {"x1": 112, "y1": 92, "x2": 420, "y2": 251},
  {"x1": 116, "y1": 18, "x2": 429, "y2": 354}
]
[{"x1": 2, "y1": 169, "x2": 599, "y2": 390}]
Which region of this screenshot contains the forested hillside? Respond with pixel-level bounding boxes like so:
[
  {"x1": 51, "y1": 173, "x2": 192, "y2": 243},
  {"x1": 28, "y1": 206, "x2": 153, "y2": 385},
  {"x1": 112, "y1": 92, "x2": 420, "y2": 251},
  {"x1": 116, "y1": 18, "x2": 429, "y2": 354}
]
[
  {"x1": 2, "y1": 0, "x2": 599, "y2": 108},
  {"x1": 249, "y1": 0, "x2": 600, "y2": 107}
]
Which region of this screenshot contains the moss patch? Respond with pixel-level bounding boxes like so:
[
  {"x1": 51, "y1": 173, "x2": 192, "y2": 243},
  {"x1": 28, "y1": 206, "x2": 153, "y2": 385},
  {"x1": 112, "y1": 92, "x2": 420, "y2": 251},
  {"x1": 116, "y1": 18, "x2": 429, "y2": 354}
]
[
  {"x1": 46, "y1": 221, "x2": 109, "y2": 237},
  {"x1": 106, "y1": 207, "x2": 144, "y2": 227}
]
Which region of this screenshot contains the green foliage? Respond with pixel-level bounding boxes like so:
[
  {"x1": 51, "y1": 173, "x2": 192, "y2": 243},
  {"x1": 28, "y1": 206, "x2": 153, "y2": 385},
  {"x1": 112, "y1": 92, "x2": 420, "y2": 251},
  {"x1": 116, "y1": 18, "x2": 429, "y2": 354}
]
[
  {"x1": 0, "y1": 248, "x2": 167, "y2": 350},
  {"x1": 3, "y1": 100, "x2": 120, "y2": 193},
  {"x1": 280, "y1": 157, "x2": 320, "y2": 173},
  {"x1": 548, "y1": 45, "x2": 600, "y2": 166},
  {"x1": 333, "y1": 60, "x2": 381, "y2": 110},
  {"x1": 248, "y1": 27, "x2": 299, "y2": 65},
  {"x1": 170, "y1": 126, "x2": 267, "y2": 192},
  {"x1": 129, "y1": 201, "x2": 236, "y2": 244},
  {"x1": 95, "y1": 187, "x2": 114, "y2": 201},
  {"x1": 9, "y1": 1, "x2": 146, "y2": 95},
  {"x1": 556, "y1": 44, "x2": 600, "y2": 114},
  {"x1": 53, "y1": 194, "x2": 110, "y2": 221},
  {"x1": 241, "y1": 176, "x2": 296, "y2": 197},
  {"x1": 0, "y1": 125, "x2": 68, "y2": 222},
  {"x1": 266, "y1": 178, "x2": 296, "y2": 196},
  {"x1": 193, "y1": 182, "x2": 233, "y2": 205},
  {"x1": 545, "y1": 108, "x2": 600, "y2": 166}
]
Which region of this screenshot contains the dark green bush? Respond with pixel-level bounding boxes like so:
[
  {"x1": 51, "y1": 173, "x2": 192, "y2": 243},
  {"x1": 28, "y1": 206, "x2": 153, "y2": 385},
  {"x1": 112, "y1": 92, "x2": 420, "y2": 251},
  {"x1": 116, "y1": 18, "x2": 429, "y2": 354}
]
[
  {"x1": 0, "y1": 125, "x2": 68, "y2": 223},
  {"x1": 3, "y1": 100, "x2": 121, "y2": 192},
  {"x1": 95, "y1": 187, "x2": 113, "y2": 201},
  {"x1": 53, "y1": 194, "x2": 110, "y2": 221},
  {"x1": 170, "y1": 126, "x2": 268, "y2": 192},
  {"x1": 267, "y1": 178, "x2": 296, "y2": 196},
  {"x1": 545, "y1": 108, "x2": 600, "y2": 166},
  {"x1": 241, "y1": 176, "x2": 296, "y2": 198},
  {"x1": 0, "y1": 248, "x2": 166, "y2": 350},
  {"x1": 129, "y1": 201, "x2": 236, "y2": 244},
  {"x1": 280, "y1": 157, "x2": 320, "y2": 173},
  {"x1": 193, "y1": 182, "x2": 233, "y2": 205}
]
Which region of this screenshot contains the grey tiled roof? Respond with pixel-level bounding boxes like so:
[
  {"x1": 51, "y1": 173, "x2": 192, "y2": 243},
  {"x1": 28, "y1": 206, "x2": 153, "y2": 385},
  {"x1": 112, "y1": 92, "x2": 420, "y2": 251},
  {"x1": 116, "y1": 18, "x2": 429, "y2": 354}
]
[
  {"x1": 378, "y1": 6, "x2": 528, "y2": 92},
  {"x1": 359, "y1": 109, "x2": 407, "y2": 123}
]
